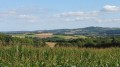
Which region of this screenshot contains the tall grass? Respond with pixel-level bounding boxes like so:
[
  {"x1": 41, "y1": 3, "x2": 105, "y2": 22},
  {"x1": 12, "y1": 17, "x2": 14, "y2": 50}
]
[{"x1": 0, "y1": 45, "x2": 120, "y2": 67}]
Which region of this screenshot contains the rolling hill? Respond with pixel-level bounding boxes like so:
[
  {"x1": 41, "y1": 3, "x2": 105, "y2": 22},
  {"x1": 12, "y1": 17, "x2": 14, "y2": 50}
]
[
  {"x1": 2, "y1": 26, "x2": 120, "y2": 36},
  {"x1": 36, "y1": 27, "x2": 120, "y2": 36}
]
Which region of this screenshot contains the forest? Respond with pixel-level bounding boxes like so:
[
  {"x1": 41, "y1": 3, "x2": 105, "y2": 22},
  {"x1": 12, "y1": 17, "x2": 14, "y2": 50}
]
[{"x1": 1, "y1": 33, "x2": 120, "y2": 48}]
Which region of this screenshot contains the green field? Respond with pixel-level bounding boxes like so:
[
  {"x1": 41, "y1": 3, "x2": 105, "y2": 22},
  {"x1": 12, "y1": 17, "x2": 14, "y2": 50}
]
[
  {"x1": 12, "y1": 34, "x2": 26, "y2": 38},
  {"x1": 12, "y1": 34, "x2": 36, "y2": 38},
  {"x1": 12, "y1": 34, "x2": 87, "y2": 39},
  {"x1": 0, "y1": 45, "x2": 120, "y2": 67},
  {"x1": 53, "y1": 35, "x2": 87, "y2": 39}
]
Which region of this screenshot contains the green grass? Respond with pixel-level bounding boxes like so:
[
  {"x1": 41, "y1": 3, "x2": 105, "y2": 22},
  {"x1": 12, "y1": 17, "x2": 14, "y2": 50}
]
[
  {"x1": 12, "y1": 34, "x2": 36, "y2": 38},
  {"x1": 53, "y1": 35, "x2": 87, "y2": 39},
  {"x1": 0, "y1": 45, "x2": 120, "y2": 67},
  {"x1": 12, "y1": 34, "x2": 26, "y2": 38},
  {"x1": 74, "y1": 35, "x2": 87, "y2": 38}
]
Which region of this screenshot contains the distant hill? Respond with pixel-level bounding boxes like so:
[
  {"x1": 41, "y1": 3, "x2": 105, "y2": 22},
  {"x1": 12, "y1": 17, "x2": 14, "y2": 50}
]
[
  {"x1": 36, "y1": 27, "x2": 120, "y2": 36},
  {"x1": 2, "y1": 26, "x2": 120, "y2": 36}
]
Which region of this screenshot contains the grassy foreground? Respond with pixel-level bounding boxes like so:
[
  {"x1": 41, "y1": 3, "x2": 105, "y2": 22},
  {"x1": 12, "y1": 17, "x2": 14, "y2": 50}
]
[{"x1": 0, "y1": 46, "x2": 120, "y2": 67}]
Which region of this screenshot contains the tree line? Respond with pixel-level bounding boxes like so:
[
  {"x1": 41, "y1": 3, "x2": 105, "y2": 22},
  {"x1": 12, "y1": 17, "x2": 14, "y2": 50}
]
[
  {"x1": 43, "y1": 36, "x2": 120, "y2": 48},
  {"x1": 0, "y1": 34, "x2": 46, "y2": 47},
  {"x1": 1, "y1": 33, "x2": 120, "y2": 48},
  {"x1": 55, "y1": 37, "x2": 120, "y2": 48}
]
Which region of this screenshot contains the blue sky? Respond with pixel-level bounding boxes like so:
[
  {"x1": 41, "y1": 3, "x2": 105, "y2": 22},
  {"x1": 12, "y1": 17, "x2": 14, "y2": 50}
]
[{"x1": 0, "y1": 0, "x2": 120, "y2": 31}]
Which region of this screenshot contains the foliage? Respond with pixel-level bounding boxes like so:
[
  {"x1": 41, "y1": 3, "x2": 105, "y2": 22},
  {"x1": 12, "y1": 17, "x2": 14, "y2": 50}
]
[
  {"x1": 0, "y1": 34, "x2": 46, "y2": 47},
  {"x1": 55, "y1": 37, "x2": 120, "y2": 48},
  {"x1": 0, "y1": 46, "x2": 120, "y2": 67},
  {"x1": 1, "y1": 33, "x2": 120, "y2": 48}
]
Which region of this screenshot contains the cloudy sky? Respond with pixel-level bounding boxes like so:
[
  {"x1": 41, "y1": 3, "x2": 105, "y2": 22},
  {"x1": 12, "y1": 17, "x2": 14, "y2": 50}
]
[{"x1": 0, "y1": 0, "x2": 120, "y2": 31}]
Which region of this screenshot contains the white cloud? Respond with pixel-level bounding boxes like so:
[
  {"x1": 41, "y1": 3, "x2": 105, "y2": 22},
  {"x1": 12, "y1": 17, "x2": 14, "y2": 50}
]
[
  {"x1": 63, "y1": 17, "x2": 96, "y2": 22},
  {"x1": 53, "y1": 5, "x2": 120, "y2": 23},
  {"x1": 0, "y1": 10, "x2": 17, "y2": 18},
  {"x1": 18, "y1": 14, "x2": 38, "y2": 22},
  {"x1": 0, "y1": 5, "x2": 120, "y2": 24},
  {"x1": 96, "y1": 18, "x2": 120, "y2": 23},
  {"x1": 102, "y1": 5, "x2": 120, "y2": 12},
  {"x1": 55, "y1": 11, "x2": 99, "y2": 17},
  {"x1": 54, "y1": 11, "x2": 99, "y2": 22},
  {"x1": 0, "y1": 9, "x2": 40, "y2": 23},
  {"x1": 62, "y1": 17, "x2": 120, "y2": 23}
]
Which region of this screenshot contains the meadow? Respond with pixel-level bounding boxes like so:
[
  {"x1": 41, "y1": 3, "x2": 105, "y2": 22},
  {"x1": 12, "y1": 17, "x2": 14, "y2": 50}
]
[
  {"x1": 0, "y1": 45, "x2": 120, "y2": 67},
  {"x1": 12, "y1": 34, "x2": 87, "y2": 39}
]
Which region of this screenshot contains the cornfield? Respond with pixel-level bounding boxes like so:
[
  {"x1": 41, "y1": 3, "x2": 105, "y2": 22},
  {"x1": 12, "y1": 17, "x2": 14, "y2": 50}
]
[{"x1": 0, "y1": 45, "x2": 120, "y2": 67}]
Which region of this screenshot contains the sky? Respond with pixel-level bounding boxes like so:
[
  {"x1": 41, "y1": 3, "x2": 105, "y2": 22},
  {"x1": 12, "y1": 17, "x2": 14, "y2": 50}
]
[{"x1": 0, "y1": 0, "x2": 120, "y2": 31}]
